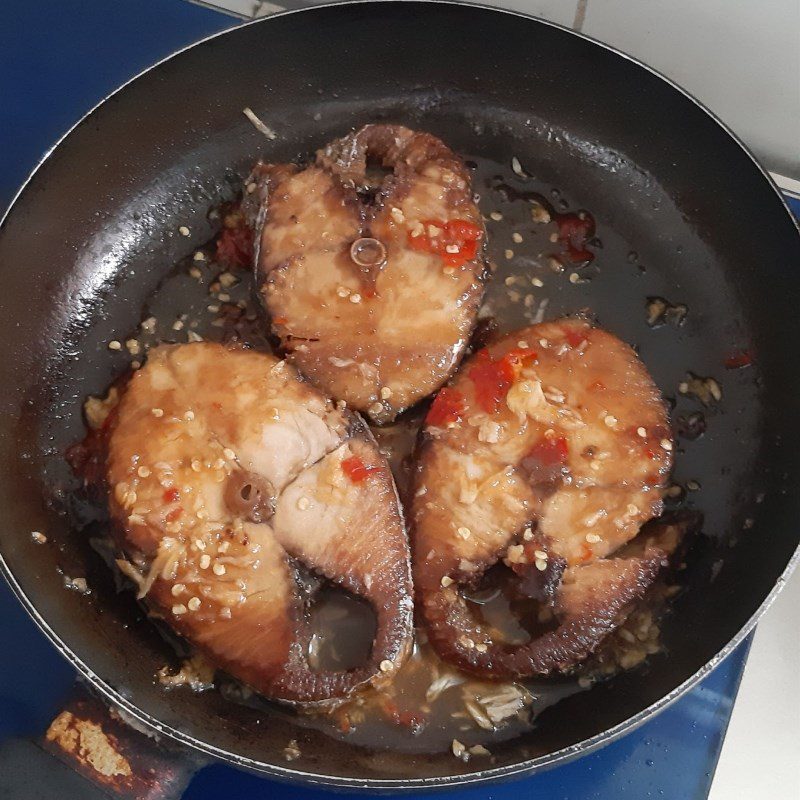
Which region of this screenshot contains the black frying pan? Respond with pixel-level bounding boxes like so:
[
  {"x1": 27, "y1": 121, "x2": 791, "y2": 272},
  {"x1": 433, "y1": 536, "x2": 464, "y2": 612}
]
[{"x1": 1, "y1": 1, "x2": 799, "y2": 792}]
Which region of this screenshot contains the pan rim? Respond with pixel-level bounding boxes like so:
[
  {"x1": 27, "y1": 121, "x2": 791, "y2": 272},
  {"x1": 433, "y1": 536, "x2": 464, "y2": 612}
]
[{"x1": 1, "y1": 0, "x2": 799, "y2": 789}]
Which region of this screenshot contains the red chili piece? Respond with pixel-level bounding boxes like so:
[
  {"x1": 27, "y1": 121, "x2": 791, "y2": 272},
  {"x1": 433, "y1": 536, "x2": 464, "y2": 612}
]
[
  {"x1": 381, "y1": 698, "x2": 426, "y2": 730},
  {"x1": 163, "y1": 487, "x2": 180, "y2": 503},
  {"x1": 335, "y1": 710, "x2": 352, "y2": 734},
  {"x1": 724, "y1": 350, "x2": 753, "y2": 369},
  {"x1": 341, "y1": 455, "x2": 379, "y2": 483},
  {"x1": 407, "y1": 218, "x2": 483, "y2": 268},
  {"x1": 564, "y1": 327, "x2": 588, "y2": 348},
  {"x1": 468, "y1": 349, "x2": 523, "y2": 414},
  {"x1": 554, "y1": 212, "x2": 595, "y2": 264},
  {"x1": 520, "y1": 435, "x2": 570, "y2": 488},
  {"x1": 216, "y1": 210, "x2": 254, "y2": 269},
  {"x1": 505, "y1": 348, "x2": 539, "y2": 370},
  {"x1": 426, "y1": 387, "x2": 466, "y2": 427},
  {"x1": 527, "y1": 436, "x2": 569, "y2": 466},
  {"x1": 165, "y1": 506, "x2": 183, "y2": 522}
]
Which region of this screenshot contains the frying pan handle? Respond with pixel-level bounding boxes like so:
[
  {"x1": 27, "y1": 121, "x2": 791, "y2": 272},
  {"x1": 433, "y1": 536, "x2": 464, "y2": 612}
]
[{"x1": 0, "y1": 684, "x2": 204, "y2": 800}]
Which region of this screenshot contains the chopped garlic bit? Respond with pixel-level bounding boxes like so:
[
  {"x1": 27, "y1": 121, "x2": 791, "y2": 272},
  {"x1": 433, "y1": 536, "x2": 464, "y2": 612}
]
[
  {"x1": 506, "y1": 544, "x2": 526, "y2": 564},
  {"x1": 531, "y1": 203, "x2": 551, "y2": 224},
  {"x1": 583, "y1": 509, "x2": 605, "y2": 528},
  {"x1": 283, "y1": 739, "x2": 301, "y2": 761},
  {"x1": 680, "y1": 373, "x2": 722, "y2": 405},
  {"x1": 506, "y1": 379, "x2": 555, "y2": 423},
  {"x1": 157, "y1": 654, "x2": 215, "y2": 692},
  {"x1": 84, "y1": 387, "x2": 119, "y2": 430},
  {"x1": 511, "y1": 156, "x2": 527, "y2": 177},
  {"x1": 63, "y1": 576, "x2": 90, "y2": 594},
  {"x1": 458, "y1": 479, "x2": 478, "y2": 505},
  {"x1": 463, "y1": 683, "x2": 532, "y2": 729},
  {"x1": 477, "y1": 418, "x2": 502, "y2": 444},
  {"x1": 426, "y1": 671, "x2": 465, "y2": 702}
]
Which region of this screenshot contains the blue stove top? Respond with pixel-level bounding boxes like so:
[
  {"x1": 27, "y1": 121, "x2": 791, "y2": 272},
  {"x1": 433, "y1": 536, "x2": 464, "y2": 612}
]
[{"x1": 1, "y1": 1, "x2": 792, "y2": 797}]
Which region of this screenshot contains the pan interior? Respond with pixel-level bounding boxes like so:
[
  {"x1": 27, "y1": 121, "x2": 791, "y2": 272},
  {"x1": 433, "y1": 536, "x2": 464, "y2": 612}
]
[{"x1": 0, "y1": 3, "x2": 798, "y2": 787}]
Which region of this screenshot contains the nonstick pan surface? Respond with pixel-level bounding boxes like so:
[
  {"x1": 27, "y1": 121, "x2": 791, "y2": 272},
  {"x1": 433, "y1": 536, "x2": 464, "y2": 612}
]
[{"x1": 0, "y1": 1, "x2": 799, "y2": 790}]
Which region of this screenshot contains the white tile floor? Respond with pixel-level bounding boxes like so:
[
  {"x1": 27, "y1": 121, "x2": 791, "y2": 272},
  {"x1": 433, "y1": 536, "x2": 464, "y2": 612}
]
[{"x1": 191, "y1": 2, "x2": 800, "y2": 796}]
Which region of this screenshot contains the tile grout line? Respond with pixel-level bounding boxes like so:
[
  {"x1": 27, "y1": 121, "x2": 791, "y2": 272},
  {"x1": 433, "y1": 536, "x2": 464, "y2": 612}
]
[{"x1": 573, "y1": 0, "x2": 588, "y2": 31}]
